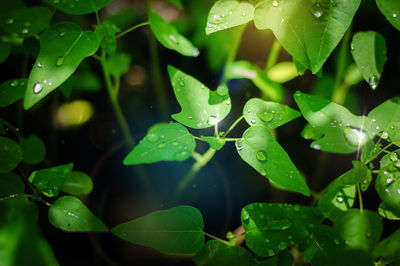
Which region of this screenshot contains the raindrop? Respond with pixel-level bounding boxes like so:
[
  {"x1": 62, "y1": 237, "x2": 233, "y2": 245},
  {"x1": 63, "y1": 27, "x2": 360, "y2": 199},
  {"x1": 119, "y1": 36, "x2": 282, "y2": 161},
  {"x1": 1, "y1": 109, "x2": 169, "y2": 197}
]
[
  {"x1": 366, "y1": 232, "x2": 372, "y2": 238},
  {"x1": 334, "y1": 238, "x2": 340, "y2": 245},
  {"x1": 172, "y1": 142, "x2": 179, "y2": 146},
  {"x1": 146, "y1": 133, "x2": 159, "y2": 143},
  {"x1": 241, "y1": 12, "x2": 246, "y2": 17},
  {"x1": 56, "y1": 56, "x2": 64, "y2": 66},
  {"x1": 272, "y1": 0, "x2": 279, "y2": 7},
  {"x1": 369, "y1": 75, "x2": 378, "y2": 89},
  {"x1": 175, "y1": 151, "x2": 189, "y2": 160},
  {"x1": 250, "y1": 119, "x2": 256, "y2": 124},
  {"x1": 188, "y1": 116, "x2": 193, "y2": 120},
  {"x1": 386, "y1": 178, "x2": 394, "y2": 185},
  {"x1": 21, "y1": 28, "x2": 29, "y2": 34},
  {"x1": 293, "y1": 205, "x2": 300, "y2": 211},
  {"x1": 242, "y1": 209, "x2": 250, "y2": 222},
  {"x1": 193, "y1": 48, "x2": 200, "y2": 57},
  {"x1": 169, "y1": 34, "x2": 178, "y2": 44},
  {"x1": 390, "y1": 153, "x2": 398, "y2": 161},
  {"x1": 256, "y1": 151, "x2": 267, "y2": 162},
  {"x1": 53, "y1": 0, "x2": 60, "y2": 3},
  {"x1": 37, "y1": 62, "x2": 43, "y2": 68},
  {"x1": 312, "y1": 144, "x2": 321, "y2": 150},
  {"x1": 265, "y1": 238, "x2": 270, "y2": 243},
  {"x1": 216, "y1": 84, "x2": 229, "y2": 96},
  {"x1": 158, "y1": 142, "x2": 166, "y2": 148},
  {"x1": 236, "y1": 139, "x2": 244, "y2": 151},
  {"x1": 381, "y1": 131, "x2": 388, "y2": 139},
  {"x1": 33, "y1": 82, "x2": 43, "y2": 94},
  {"x1": 393, "y1": 14, "x2": 397, "y2": 18},
  {"x1": 310, "y1": 2, "x2": 325, "y2": 19},
  {"x1": 376, "y1": 126, "x2": 380, "y2": 130},
  {"x1": 10, "y1": 80, "x2": 19, "y2": 87},
  {"x1": 257, "y1": 111, "x2": 274, "y2": 122},
  {"x1": 6, "y1": 18, "x2": 14, "y2": 24},
  {"x1": 59, "y1": 32, "x2": 66, "y2": 37},
  {"x1": 208, "y1": 115, "x2": 218, "y2": 125},
  {"x1": 226, "y1": 99, "x2": 231, "y2": 105},
  {"x1": 336, "y1": 195, "x2": 344, "y2": 203},
  {"x1": 267, "y1": 249, "x2": 275, "y2": 257},
  {"x1": 24, "y1": 21, "x2": 31, "y2": 27},
  {"x1": 212, "y1": 14, "x2": 222, "y2": 23}
]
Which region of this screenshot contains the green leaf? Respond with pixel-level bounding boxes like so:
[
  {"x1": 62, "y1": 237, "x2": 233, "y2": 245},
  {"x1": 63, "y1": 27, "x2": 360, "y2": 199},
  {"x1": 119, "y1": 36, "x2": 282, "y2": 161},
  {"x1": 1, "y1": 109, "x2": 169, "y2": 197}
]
[
  {"x1": 368, "y1": 98, "x2": 400, "y2": 143},
  {"x1": 236, "y1": 126, "x2": 310, "y2": 196},
  {"x1": 168, "y1": 65, "x2": 232, "y2": 129},
  {"x1": 95, "y1": 21, "x2": 120, "y2": 55},
  {"x1": 200, "y1": 136, "x2": 226, "y2": 150},
  {"x1": 167, "y1": 0, "x2": 183, "y2": 9},
  {"x1": 334, "y1": 209, "x2": 383, "y2": 252},
  {"x1": 254, "y1": 0, "x2": 360, "y2": 74},
  {"x1": 372, "y1": 228, "x2": 400, "y2": 264},
  {"x1": 0, "y1": 7, "x2": 52, "y2": 38},
  {"x1": 193, "y1": 240, "x2": 264, "y2": 266},
  {"x1": 376, "y1": 0, "x2": 400, "y2": 31},
  {"x1": 225, "y1": 61, "x2": 283, "y2": 102},
  {"x1": 0, "y1": 40, "x2": 11, "y2": 64},
  {"x1": 294, "y1": 91, "x2": 377, "y2": 154},
  {"x1": 267, "y1": 61, "x2": 299, "y2": 83},
  {"x1": 0, "y1": 136, "x2": 22, "y2": 173},
  {"x1": 243, "y1": 98, "x2": 300, "y2": 129},
  {"x1": 0, "y1": 79, "x2": 27, "y2": 107},
  {"x1": 43, "y1": 0, "x2": 113, "y2": 15},
  {"x1": 375, "y1": 167, "x2": 400, "y2": 214},
  {"x1": 111, "y1": 206, "x2": 204, "y2": 254},
  {"x1": 0, "y1": 122, "x2": 5, "y2": 135},
  {"x1": 0, "y1": 172, "x2": 24, "y2": 198},
  {"x1": 28, "y1": 163, "x2": 73, "y2": 197},
  {"x1": 206, "y1": 0, "x2": 254, "y2": 35},
  {"x1": 378, "y1": 202, "x2": 400, "y2": 220},
  {"x1": 24, "y1": 22, "x2": 100, "y2": 109},
  {"x1": 124, "y1": 123, "x2": 196, "y2": 165},
  {"x1": 61, "y1": 171, "x2": 93, "y2": 196},
  {"x1": 351, "y1": 31, "x2": 387, "y2": 90},
  {"x1": 107, "y1": 52, "x2": 131, "y2": 78},
  {"x1": 242, "y1": 203, "x2": 322, "y2": 257},
  {"x1": 19, "y1": 135, "x2": 46, "y2": 165},
  {"x1": 150, "y1": 12, "x2": 199, "y2": 57},
  {"x1": 318, "y1": 161, "x2": 368, "y2": 220},
  {"x1": 48, "y1": 196, "x2": 108, "y2": 232},
  {"x1": 0, "y1": 200, "x2": 59, "y2": 266},
  {"x1": 0, "y1": 0, "x2": 25, "y2": 13}
]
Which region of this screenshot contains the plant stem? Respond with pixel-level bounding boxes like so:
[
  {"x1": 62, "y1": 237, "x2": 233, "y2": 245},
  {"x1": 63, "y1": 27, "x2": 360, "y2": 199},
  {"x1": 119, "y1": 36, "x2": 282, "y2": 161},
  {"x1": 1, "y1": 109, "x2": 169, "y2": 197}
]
[
  {"x1": 100, "y1": 52, "x2": 135, "y2": 148},
  {"x1": 221, "y1": 25, "x2": 245, "y2": 83},
  {"x1": 357, "y1": 184, "x2": 364, "y2": 212},
  {"x1": 364, "y1": 143, "x2": 393, "y2": 165},
  {"x1": 265, "y1": 39, "x2": 281, "y2": 72},
  {"x1": 223, "y1": 115, "x2": 244, "y2": 138},
  {"x1": 116, "y1": 22, "x2": 150, "y2": 39},
  {"x1": 204, "y1": 232, "x2": 230, "y2": 245}
]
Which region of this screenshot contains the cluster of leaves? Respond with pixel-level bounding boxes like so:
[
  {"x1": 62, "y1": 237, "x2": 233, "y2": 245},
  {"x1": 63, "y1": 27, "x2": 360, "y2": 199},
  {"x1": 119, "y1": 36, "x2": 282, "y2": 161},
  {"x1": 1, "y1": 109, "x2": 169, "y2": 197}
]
[{"x1": 1, "y1": 0, "x2": 400, "y2": 265}]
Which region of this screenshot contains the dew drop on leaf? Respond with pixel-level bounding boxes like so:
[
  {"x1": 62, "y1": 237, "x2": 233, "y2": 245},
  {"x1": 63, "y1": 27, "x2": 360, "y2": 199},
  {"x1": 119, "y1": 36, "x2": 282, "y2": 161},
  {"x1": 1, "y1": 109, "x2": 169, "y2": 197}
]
[
  {"x1": 256, "y1": 150, "x2": 267, "y2": 162},
  {"x1": 6, "y1": 18, "x2": 14, "y2": 24},
  {"x1": 312, "y1": 144, "x2": 321, "y2": 150},
  {"x1": 393, "y1": 14, "x2": 397, "y2": 18},
  {"x1": 169, "y1": 34, "x2": 178, "y2": 44},
  {"x1": 216, "y1": 84, "x2": 229, "y2": 96},
  {"x1": 235, "y1": 139, "x2": 244, "y2": 151},
  {"x1": 267, "y1": 249, "x2": 275, "y2": 257},
  {"x1": 59, "y1": 32, "x2": 65, "y2": 37},
  {"x1": 21, "y1": 28, "x2": 29, "y2": 34},
  {"x1": 257, "y1": 111, "x2": 274, "y2": 122},
  {"x1": 193, "y1": 48, "x2": 200, "y2": 57},
  {"x1": 37, "y1": 62, "x2": 43, "y2": 68},
  {"x1": 56, "y1": 56, "x2": 65, "y2": 67},
  {"x1": 226, "y1": 99, "x2": 231, "y2": 105},
  {"x1": 381, "y1": 131, "x2": 389, "y2": 139},
  {"x1": 10, "y1": 80, "x2": 19, "y2": 87},
  {"x1": 369, "y1": 75, "x2": 378, "y2": 89},
  {"x1": 157, "y1": 142, "x2": 166, "y2": 148},
  {"x1": 310, "y1": 2, "x2": 325, "y2": 18},
  {"x1": 241, "y1": 12, "x2": 246, "y2": 17},
  {"x1": 272, "y1": 0, "x2": 279, "y2": 7},
  {"x1": 33, "y1": 82, "x2": 43, "y2": 94},
  {"x1": 146, "y1": 133, "x2": 159, "y2": 143}
]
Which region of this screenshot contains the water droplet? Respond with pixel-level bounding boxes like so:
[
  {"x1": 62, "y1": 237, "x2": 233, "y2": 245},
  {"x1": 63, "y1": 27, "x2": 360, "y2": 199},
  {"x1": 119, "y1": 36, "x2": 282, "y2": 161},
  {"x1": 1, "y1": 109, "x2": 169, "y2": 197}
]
[
  {"x1": 24, "y1": 21, "x2": 31, "y2": 27},
  {"x1": 216, "y1": 84, "x2": 229, "y2": 96},
  {"x1": 212, "y1": 14, "x2": 222, "y2": 23},
  {"x1": 336, "y1": 196, "x2": 344, "y2": 203},
  {"x1": 267, "y1": 249, "x2": 275, "y2": 257},
  {"x1": 226, "y1": 99, "x2": 231, "y2": 105},
  {"x1": 390, "y1": 153, "x2": 398, "y2": 162},
  {"x1": 146, "y1": 132, "x2": 159, "y2": 143},
  {"x1": 37, "y1": 62, "x2": 43, "y2": 68},
  {"x1": 33, "y1": 82, "x2": 43, "y2": 94},
  {"x1": 386, "y1": 178, "x2": 394, "y2": 185},
  {"x1": 310, "y1": 2, "x2": 326, "y2": 19},
  {"x1": 272, "y1": 0, "x2": 279, "y2": 7},
  {"x1": 193, "y1": 48, "x2": 200, "y2": 56},
  {"x1": 334, "y1": 238, "x2": 340, "y2": 245},
  {"x1": 169, "y1": 34, "x2": 178, "y2": 44},
  {"x1": 344, "y1": 127, "x2": 367, "y2": 146},
  {"x1": 158, "y1": 142, "x2": 166, "y2": 148},
  {"x1": 172, "y1": 142, "x2": 179, "y2": 146},
  {"x1": 208, "y1": 115, "x2": 218, "y2": 125},
  {"x1": 250, "y1": 119, "x2": 256, "y2": 124},
  {"x1": 241, "y1": 12, "x2": 246, "y2": 17},
  {"x1": 381, "y1": 131, "x2": 388, "y2": 139},
  {"x1": 10, "y1": 80, "x2": 19, "y2": 87},
  {"x1": 312, "y1": 144, "x2": 321, "y2": 150},
  {"x1": 56, "y1": 56, "x2": 64, "y2": 66},
  {"x1": 6, "y1": 18, "x2": 14, "y2": 24},
  {"x1": 278, "y1": 241, "x2": 287, "y2": 250},
  {"x1": 393, "y1": 13, "x2": 397, "y2": 18},
  {"x1": 265, "y1": 238, "x2": 270, "y2": 243},
  {"x1": 257, "y1": 111, "x2": 274, "y2": 122},
  {"x1": 236, "y1": 139, "x2": 244, "y2": 151},
  {"x1": 59, "y1": 32, "x2": 66, "y2": 37},
  {"x1": 376, "y1": 126, "x2": 380, "y2": 130},
  {"x1": 369, "y1": 75, "x2": 378, "y2": 89},
  {"x1": 21, "y1": 28, "x2": 29, "y2": 34},
  {"x1": 256, "y1": 150, "x2": 267, "y2": 162},
  {"x1": 175, "y1": 151, "x2": 189, "y2": 160},
  {"x1": 242, "y1": 209, "x2": 250, "y2": 222}
]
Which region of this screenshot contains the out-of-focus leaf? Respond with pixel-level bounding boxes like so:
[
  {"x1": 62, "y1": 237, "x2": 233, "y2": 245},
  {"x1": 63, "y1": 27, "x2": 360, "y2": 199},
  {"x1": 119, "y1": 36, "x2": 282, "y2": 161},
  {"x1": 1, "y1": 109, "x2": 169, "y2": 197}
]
[
  {"x1": 95, "y1": 21, "x2": 120, "y2": 55},
  {"x1": 0, "y1": 136, "x2": 22, "y2": 173},
  {"x1": 0, "y1": 172, "x2": 24, "y2": 198},
  {"x1": 267, "y1": 61, "x2": 299, "y2": 83},
  {"x1": 43, "y1": 0, "x2": 113, "y2": 15},
  {"x1": 107, "y1": 52, "x2": 131, "y2": 78},
  {"x1": 376, "y1": 0, "x2": 400, "y2": 31},
  {"x1": 19, "y1": 135, "x2": 46, "y2": 165},
  {"x1": 0, "y1": 79, "x2": 27, "y2": 107},
  {"x1": 61, "y1": 171, "x2": 93, "y2": 196},
  {"x1": 0, "y1": 41, "x2": 11, "y2": 64}
]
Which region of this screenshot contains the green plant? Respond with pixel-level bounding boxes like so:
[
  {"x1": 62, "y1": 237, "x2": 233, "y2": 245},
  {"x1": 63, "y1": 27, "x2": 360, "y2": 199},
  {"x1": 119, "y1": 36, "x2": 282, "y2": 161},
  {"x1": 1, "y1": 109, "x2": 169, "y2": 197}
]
[{"x1": 1, "y1": 0, "x2": 400, "y2": 265}]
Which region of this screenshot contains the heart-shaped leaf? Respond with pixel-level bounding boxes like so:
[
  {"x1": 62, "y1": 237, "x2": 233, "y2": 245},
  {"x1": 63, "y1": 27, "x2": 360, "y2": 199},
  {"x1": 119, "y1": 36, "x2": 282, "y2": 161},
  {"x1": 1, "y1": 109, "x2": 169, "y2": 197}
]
[
  {"x1": 48, "y1": 196, "x2": 108, "y2": 232},
  {"x1": 95, "y1": 21, "x2": 120, "y2": 55},
  {"x1": 24, "y1": 22, "x2": 99, "y2": 109},
  {"x1": 351, "y1": 31, "x2": 387, "y2": 90},
  {"x1": 236, "y1": 126, "x2": 310, "y2": 196},
  {"x1": 111, "y1": 206, "x2": 204, "y2": 254},
  {"x1": 206, "y1": 0, "x2": 254, "y2": 35},
  {"x1": 168, "y1": 66, "x2": 232, "y2": 129},
  {"x1": 43, "y1": 0, "x2": 113, "y2": 15}
]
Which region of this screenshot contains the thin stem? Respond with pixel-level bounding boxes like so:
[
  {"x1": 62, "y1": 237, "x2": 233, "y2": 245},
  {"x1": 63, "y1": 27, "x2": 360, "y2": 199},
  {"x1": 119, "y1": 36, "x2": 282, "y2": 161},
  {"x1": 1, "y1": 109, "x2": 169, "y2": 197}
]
[
  {"x1": 265, "y1": 39, "x2": 281, "y2": 72},
  {"x1": 221, "y1": 25, "x2": 245, "y2": 83},
  {"x1": 116, "y1": 22, "x2": 150, "y2": 39},
  {"x1": 364, "y1": 143, "x2": 394, "y2": 165},
  {"x1": 223, "y1": 115, "x2": 244, "y2": 138},
  {"x1": 357, "y1": 184, "x2": 364, "y2": 212},
  {"x1": 100, "y1": 52, "x2": 135, "y2": 148},
  {"x1": 224, "y1": 138, "x2": 241, "y2": 142},
  {"x1": 95, "y1": 10, "x2": 101, "y2": 25},
  {"x1": 204, "y1": 232, "x2": 230, "y2": 245}
]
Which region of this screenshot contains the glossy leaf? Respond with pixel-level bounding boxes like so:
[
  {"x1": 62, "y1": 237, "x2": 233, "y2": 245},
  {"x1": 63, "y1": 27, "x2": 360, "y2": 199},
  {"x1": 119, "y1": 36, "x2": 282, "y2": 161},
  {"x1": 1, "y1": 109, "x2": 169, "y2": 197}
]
[
  {"x1": 0, "y1": 200, "x2": 59, "y2": 266},
  {"x1": 150, "y1": 12, "x2": 199, "y2": 57},
  {"x1": 236, "y1": 126, "x2": 310, "y2": 196},
  {"x1": 48, "y1": 196, "x2": 108, "y2": 232},
  {"x1": 267, "y1": 61, "x2": 299, "y2": 83},
  {"x1": 376, "y1": 0, "x2": 400, "y2": 31},
  {"x1": 375, "y1": 168, "x2": 400, "y2": 214},
  {"x1": 0, "y1": 136, "x2": 22, "y2": 173},
  {"x1": 318, "y1": 161, "x2": 368, "y2": 220},
  {"x1": 378, "y1": 202, "x2": 400, "y2": 220},
  {"x1": 200, "y1": 136, "x2": 226, "y2": 150},
  {"x1": 168, "y1": 66, "x2": 231, "y2": 129},
  {"x1": 225, "y1": 61, "x2": 283, "y2": 102},
  {"x1": 124, "y1": 123, "x2": 196, "y2": 165},
  {"x1": 95, "y1": 21, "x2": 120, "y2": 55},
  {"x1": 0, "y1": 79, "x2": 27, "y2": 107},
  {"x1": 242, "y1": 203, "x2": 322, "y2": 257},
  {"x1": 351, "y1": 31, "x2": 387, "y2": 90},
  {"x1": 28, "y1": 163, "x2": 73, "y2": 197},
  {"x1": 111, "y1": 206, "x2": 204, "y2": 254},
  {"x1": 61, "y1": 171, "x2": 93, "y2": 196},
  {"x1": 19, "y1": 135, "x2": 46, "y2": 165},
  {"x1": 24, "y1": 22, "x2": 100, "y2": 109},
  {"x1": 368, "y1": 98, "x2": 400, "y2": 143},
  {"x1": 294, "y1": 91, "x2": 377, "y2": 154},
  {"x1": 0, "y1": 7, "x2": 52, "y2": 38},
  {"x1": 193, "y1": 240, "x2": 266, "y2": 266},
  {"x1": 44, "y1": 0, "x2": 113, "y2": 15},
  {"x1": 206, "y1": 0, "x2": 254, "y2": 35},
  {"x1": 372, "y1": 228, "x2": 400, "y2": 264},
  {"x1": 107, "y1": 52, "x2": 131, "y2": 78},
  {"x1": 254, "y1": 0, "x2": 360, "y2": 74},
  {"x1": 334, "y1": 209, "x2": 383, "y2": 252},
  {"x1": 0, "y1": 172, "x2": 24, "y2": 198},
  {"x1": 243, "y1": 98, "x2": 300, "y2": 129},
  {"x1": 0, "y1": 41, "x2": 11, "y2": 64}
]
